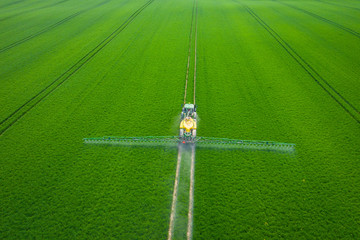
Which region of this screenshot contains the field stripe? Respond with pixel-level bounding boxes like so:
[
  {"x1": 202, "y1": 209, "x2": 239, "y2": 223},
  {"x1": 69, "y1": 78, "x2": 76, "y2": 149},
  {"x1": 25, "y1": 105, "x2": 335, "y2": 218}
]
[
  {"x1": 273, "y1": 0, "x2": 360, "y2": 39},
  {"x1": 186, "y1": 144, "x2": 195, "y2": 240},
  {"x1": 0, "y1": 0, "x2": 24, "y2": 9},
  {"x1": 241, "y1": 4, "x2": 360, "y2": 124},
  {"x1": 193, "y1": 0, "x2": 198, "y2": 105},
  {"x1": 315, "y1": 0, "x2": 360, "y2": 12},
  {"x1": 0, "y1": 0, "x2": 154, "y2": 135},
  {"x1": 183, "y1": 0, "x2": 197, "y2": 104},
  {"x1": 169, "y1": 0, "x2": 198, "y2": 237},
  {"x1": 0, "y1": 0, "x2": 70, "y2": 22},
  {"x1": 167, "y1": 145, "x2": 183, "y2": 240},
  {"x1": 0, "y1": 0, "x2": 111, "y2": 53},
  {"x1": 0, "y1": 12, "x2": 81, "y2": 53}
]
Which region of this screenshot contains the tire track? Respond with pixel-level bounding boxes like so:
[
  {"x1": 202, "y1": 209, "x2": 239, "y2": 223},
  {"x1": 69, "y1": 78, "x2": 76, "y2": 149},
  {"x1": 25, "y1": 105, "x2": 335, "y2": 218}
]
[
  {"x1": 169, "y1": 1, "x2": 198, "y2": 238},
  {"x1": 0, "y1": 12, "x2": 81, "y2": 53},
  {"x1": 0, "y1": 0, "x2": 70, "y2": 22},
  {"x1": 0, "y1": 0, "x2": 154, "y2": 135},
  {"x1": 0, "y1": 0, "x2": 110, "y2": 53},
  {"x1": 273, "y1": 0, "x2": 360, "y2": 39},
  {"x1": 186, "y1": 144, "x2": 195, "y2": 240},
  {"x1": 193, "y1": 0, "x2": 198, "y2": 105},
  {"x1": 167, "y1": 145, "x2": 183, "y2": 240},
  {"x1": 183, "y1": 0, "x2": 198, "y2": 105},
  {"x1": 241, "y1": 4, "x2": 360, "y2": 124},
  {"x1": 183, "y1": 0, "x2": 197, "y2": 104},
  {"x1": 0, "y1": 0, "x2": 24, "y2": 9},
  {"x1": 315, "y1": 0, "x2": 360, "y2": 12}
]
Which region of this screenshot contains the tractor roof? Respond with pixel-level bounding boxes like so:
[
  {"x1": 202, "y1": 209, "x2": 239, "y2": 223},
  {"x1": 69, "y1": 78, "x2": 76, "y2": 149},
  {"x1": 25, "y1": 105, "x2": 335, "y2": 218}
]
[{"x1": 184, "y1": 103, "x2": 195, "y2": 109}]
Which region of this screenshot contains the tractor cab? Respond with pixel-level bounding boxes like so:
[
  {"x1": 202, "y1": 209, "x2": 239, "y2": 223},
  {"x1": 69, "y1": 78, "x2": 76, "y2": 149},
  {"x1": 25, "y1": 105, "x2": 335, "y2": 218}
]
[
  {"x1": 180, "y1": 103, "x2": 197, "y2": 142},
  {"x1": 181, "y1": 103, "x2": 197, "y2": 119}
]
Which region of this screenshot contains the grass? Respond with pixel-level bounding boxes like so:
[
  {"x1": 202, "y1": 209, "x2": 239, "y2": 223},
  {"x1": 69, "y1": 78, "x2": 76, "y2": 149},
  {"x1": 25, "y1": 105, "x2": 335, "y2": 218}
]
[{"x1": 1, "y1": 0, "x2": 360, "y2": 238}]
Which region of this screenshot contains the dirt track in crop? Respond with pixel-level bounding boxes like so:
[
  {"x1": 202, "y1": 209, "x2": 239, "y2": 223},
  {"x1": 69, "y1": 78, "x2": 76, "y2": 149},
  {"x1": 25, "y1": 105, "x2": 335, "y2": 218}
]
[
  {"x1": 168, "y1": 144, "x2": 196, "y2": 240},
  {"x1": 187, "y1": 144, "x2": 195, "y2": 240},
  {"x1": 183, "y1": 0, "x2": 197, "y2": 104},
  {"x1": 168, "y1": 144, "x2": 183, "y2": 240}
]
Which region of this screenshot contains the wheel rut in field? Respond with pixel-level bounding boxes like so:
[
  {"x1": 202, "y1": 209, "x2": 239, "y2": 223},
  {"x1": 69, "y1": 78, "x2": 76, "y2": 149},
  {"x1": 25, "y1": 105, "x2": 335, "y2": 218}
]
[
  {"x1": 168, "y1": 145, "x2": 183, "y2": 240},
  {"x1": 241, "y1": 4, "x2": 360, "y2": 124},
  {"x1": 0, "y1": 0, "x2": 24, "y2": 9},
  {"x1": 187, "y1": 144, "x2": 195, "y2": 240},
  {"x1": 0, "y1": 0, "x2": 70, "y2": 22},
  {"x1": 168, "y1": 144, "x2": 196, "y2": 240},
  {"x1": 183, "y1": 0, "x2": 198, "y2": 105},
  {"x1": 168, "y1": 0, "x2": 198, "y2": 238},
  {"x1": 0, "y1": 0, "x2": 111, "y2": 53},
  {"x1": 0, "y1": 0, "x2": 154, "y2": 135},
  {"x1": 315, "y1": 0, "x2": 360, "y2": 12},
  {"x1": 273, "y1": 0, "x2": 360, "y2": 39}
]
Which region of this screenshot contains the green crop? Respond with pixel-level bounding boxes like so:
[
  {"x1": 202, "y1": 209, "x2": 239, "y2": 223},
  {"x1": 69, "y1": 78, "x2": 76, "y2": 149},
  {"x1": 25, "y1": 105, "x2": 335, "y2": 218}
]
[{"x1": 1, "y1": 0, "x2": 359, "y2": 238}]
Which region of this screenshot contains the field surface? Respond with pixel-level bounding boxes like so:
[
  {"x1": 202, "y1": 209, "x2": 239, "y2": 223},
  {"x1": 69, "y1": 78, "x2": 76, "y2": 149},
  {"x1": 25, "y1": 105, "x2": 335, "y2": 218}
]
[{"x1": 1, "y1": 0, "x2": 360, "y2": 238}]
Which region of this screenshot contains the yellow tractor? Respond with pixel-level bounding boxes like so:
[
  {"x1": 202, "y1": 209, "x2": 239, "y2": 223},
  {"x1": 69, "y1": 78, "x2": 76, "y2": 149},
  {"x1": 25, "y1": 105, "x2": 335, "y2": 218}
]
[{"x1": 179, "y1": 103, "x2": 197, "y2": 142}]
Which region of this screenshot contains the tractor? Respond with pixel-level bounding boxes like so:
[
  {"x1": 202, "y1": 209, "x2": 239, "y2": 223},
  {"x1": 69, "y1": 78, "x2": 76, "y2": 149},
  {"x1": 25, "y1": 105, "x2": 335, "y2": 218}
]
[{"x1": 179, "y1": 103, "x2": 197, "y2": 142}]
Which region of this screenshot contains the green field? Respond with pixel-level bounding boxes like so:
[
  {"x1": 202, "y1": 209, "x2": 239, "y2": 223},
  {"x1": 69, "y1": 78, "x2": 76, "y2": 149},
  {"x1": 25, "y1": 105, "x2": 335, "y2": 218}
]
[{"x1": 1, "y1": 0, "x2": 360, "y2": 238}]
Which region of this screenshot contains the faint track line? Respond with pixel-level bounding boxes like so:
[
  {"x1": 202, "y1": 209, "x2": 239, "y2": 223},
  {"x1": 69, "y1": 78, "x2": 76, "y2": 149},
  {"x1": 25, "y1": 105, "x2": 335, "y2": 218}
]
[
  {"x1": 241, "y1": 4, "x2": 360, "y2": 124},
  {"x1": 169, "y1": 0, "x2": 198, "y2": 238},
  {"x1": 188, "y1": 2, "x2": 197, "y2": 238},
  {"x1": 0, "y1": 0, "x2": 24, "y2": 9},
  {"x1": 315, "y1": 0, "x2": 360, "y2": 12},
  {"x1": 183, "y1": 0, "x2": 197, "y2": 104},
  {"x1": 0, "y1": 12, "x2": 81, "y2": 53},
  {"x1": 168, "y1": 145, "x2": 183, "y2": 240},
  {"x1": 273, "y1": 0, "x2": 360, "y2": 38},
  {"x1": 0, "y1": 0, "x2": 70, "y2": 22},
  {"x1": 193, "y1": 0, "x2": 198, "y2": 105},
  {"x1": 0, "y1": 0, "x2": 154, "y2": 135},
  {"x1": 0, "y1": 0, "x2": 110, "y2": 53}
]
